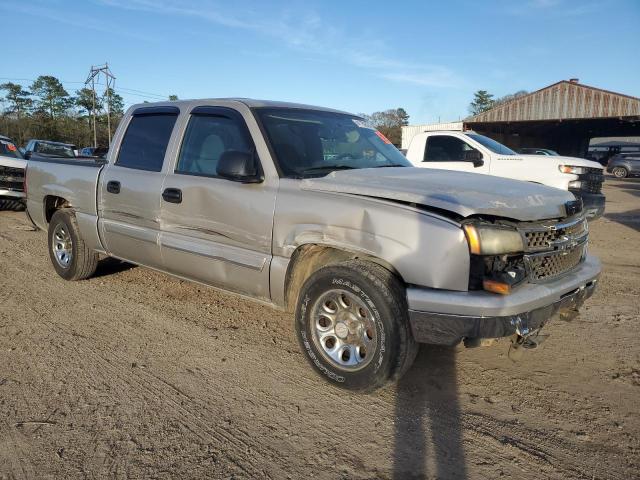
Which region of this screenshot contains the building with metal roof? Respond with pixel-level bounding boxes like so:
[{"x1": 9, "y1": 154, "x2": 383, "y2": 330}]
[{"x1": 465, "y1": 79, "x2": 640, "y2": 157}]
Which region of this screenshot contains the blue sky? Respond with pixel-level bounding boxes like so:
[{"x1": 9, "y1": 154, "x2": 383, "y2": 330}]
[{"x1": 2, "y1": 0, "x2": 639, "y2": 124}]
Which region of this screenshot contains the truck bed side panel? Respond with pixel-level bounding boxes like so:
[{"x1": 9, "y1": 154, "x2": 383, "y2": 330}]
[{"x1": 26, "y1": 158, "x2": 105, "y2": 252}]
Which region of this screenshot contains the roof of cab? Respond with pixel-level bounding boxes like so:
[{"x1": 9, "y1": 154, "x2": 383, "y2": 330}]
[{"x1": 128, "y1": 98, "x2": 357, "y2": 117}]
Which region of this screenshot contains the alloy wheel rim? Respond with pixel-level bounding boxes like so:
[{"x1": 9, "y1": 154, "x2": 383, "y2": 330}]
[
  {"x1": 53, "y1": 224, "x2": 73, "y2": 268},
  {"x1": 310, "y1": 289, "x2": 377, "y2": 371}
]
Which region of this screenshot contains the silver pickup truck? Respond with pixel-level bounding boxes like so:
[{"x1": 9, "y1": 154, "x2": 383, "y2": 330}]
[{"x1": 26, "y1": 99, "x2": 601, "y2": 391}]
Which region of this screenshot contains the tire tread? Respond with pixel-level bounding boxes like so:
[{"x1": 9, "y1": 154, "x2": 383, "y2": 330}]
[{"x1": 49, "y1": 209, "x2": 98, "y2": 281}]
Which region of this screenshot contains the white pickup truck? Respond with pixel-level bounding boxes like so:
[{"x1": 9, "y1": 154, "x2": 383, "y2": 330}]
[
  {"x1": 0, "y1": 135, "x2": 26, "y2": 211},
  {"x1": 405, "y1": 130, "x2": 605, "y2": 219}
]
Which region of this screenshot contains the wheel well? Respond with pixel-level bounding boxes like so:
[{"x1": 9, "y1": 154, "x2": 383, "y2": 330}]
[
  {"x1": 44, "y1": 196, "x2": 71, "y2": 223},
  {"x1": 283, "y1": 244, "x2": 402, "y2": 312}
]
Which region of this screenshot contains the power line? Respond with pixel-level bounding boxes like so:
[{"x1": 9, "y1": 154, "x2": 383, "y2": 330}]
[
  {"x1": 86, "y1": 64, "x2": 117, "y2": 147},
  {"x1": 0, "y1": 76, "x2": 171, "y2": 101}
]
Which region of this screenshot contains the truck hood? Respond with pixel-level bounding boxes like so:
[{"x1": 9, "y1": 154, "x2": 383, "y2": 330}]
[
  {"x1": 519, "y1": 154, "x2": 603, "y2": 170},
  {"x1": 301, "y1": 167, "x2": 576, "y2": 221}
]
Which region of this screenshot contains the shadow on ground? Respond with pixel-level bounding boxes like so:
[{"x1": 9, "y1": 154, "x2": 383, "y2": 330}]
[
  {"x1": 93, "y1": 257, "x2": 137, "y2": 278},
  {"x1": 605, "y1": 209, "x2": 640, "y2": 232},
  {"x1": 393, "y1": 346, "x2": 467, "y2": 479}
]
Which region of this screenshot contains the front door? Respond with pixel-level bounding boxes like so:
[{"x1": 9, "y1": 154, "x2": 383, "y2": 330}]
[
  {"x1": 422, "y1": 134, "x2": 489, "y2": 174},
  {"x1": 98, "y1": 107, "x2": 179, "y2": 268},
  {"x1": 158, "y1": 106, "x2": 277, "y2": 300}
]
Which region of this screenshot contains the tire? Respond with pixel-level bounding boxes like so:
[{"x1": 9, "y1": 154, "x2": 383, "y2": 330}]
[
  {"x1": 0, "y1": 198, "x2": 26, "y2": 211},
  {"x1": 48, "y1": 209, "x2": 99, "y2": 281},
  {"x1": 612, "y1": 166, "x2": 629, "y2": 178},
  {"x1": 295, "y1": 259, "x2": 418, "y2": 392}
]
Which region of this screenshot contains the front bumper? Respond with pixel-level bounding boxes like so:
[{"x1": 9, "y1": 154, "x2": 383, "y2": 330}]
[
  {"x1": 407, "y1": 255, "x2": 600, "y2": 345},
  {"x1": 571, "y1": 190, "x2": 605, "y2": 220},
  {"x1": 0, "y1": 188, "x2": 25, "y2": 199}
]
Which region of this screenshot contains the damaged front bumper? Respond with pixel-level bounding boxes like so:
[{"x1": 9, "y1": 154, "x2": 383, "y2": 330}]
[
  {"x1": 407, "y1": 255, "x2": 600, "y2": 345},
  {"x1": 571, "y1": 191, "x2": 605, "y2": 220}
]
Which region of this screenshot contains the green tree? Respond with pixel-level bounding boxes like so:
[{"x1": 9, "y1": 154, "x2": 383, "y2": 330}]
[
  {"x1": 468, "y1": 90, "x2": 495, "y2": 116},
  {"x1": 494, "y1": 90, "x2": 528, "y2": 106},
  {"x1": 0, "y1": 82, "x2": 33, "y2": 144},
  {"x1": 360, "y1": 107, "x2": 410, "y2": 146},
  {"x1": 168, "y1": 94, "x2": 179, "y2": 101},
  {"x1": 103, "y1": 88, "x2": 124, "y2": 116},
  {"x1": 75, "y1": 87, "x2": 102, "y2": 116},
  {"x1": 30, "y1": 76, "x2": 72, "y2": 119},
  {"x1": 0, "y1": 82, "x2": 33, "y2": 116}
]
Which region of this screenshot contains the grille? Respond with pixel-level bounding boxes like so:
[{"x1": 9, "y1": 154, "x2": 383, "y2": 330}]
[
  {"x1": 526, "y1": 244, "x2": 586, "y2": 281},
  {"x1": 523, "y1": 217, "x2": 587, "y2": 252},
  {"x1": 0, "y1": 166, "x2": 24, "y2": 192},
  {"x1": 577, "y1": 167, "x2": 604, "y2": 194},
  {"x1": 520, "y1": 214, "x2": 589, "y2": 282}
]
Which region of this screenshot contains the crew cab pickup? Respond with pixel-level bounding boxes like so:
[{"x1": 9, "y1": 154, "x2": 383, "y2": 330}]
[
  {"x1": 405, "y1": 130, "x2": 606, "y2": 219},
  {"x1": 26, "y1": 99, "x2": 601, "y2": 391}
]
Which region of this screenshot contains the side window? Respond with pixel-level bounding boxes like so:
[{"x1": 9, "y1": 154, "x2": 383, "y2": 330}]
[
  {"x1": 116, "y1": 113, "x2": 178, "y2": 171},
  {"x1": 424, "y1": 135, "x2": 475, "y2": 162},
  {"x1": 176, "y1": 113, "x2": 253, "y2": 177}
]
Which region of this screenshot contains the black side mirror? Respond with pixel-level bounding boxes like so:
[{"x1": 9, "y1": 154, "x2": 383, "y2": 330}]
[
  {"x1": 23, "y1": 151, "x2": 32, "y2": 160},
  {"x1": 217, "y1": 150, "x2": 263, "y2": 183},
  {"x1": 464, "y1": 149, "x2": 484, "y2": 167}
]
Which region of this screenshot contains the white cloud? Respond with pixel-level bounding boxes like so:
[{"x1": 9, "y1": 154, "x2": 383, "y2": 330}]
[
  {"x1": 380, "y1": 68, "x2": 464, "y2": 88},
  {"x1": 1, "y1": 1, "x2": 155, "y2": 42},
  {"x1": 95, "y1": 0, "x2": 465, "y2": 88}
]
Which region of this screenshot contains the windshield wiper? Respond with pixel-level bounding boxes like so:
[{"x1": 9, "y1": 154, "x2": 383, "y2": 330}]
[
  {"x1": 301, "y1": 165, "x2": 356, "y2": 174},
  {"x1": 371, "y1": 164, "x2": 407, "y2": 168}
]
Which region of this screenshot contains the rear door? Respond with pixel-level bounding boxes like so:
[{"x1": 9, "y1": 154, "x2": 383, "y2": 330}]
[
  {"x1": 421, "y1": 134, "x2": 489, "y2": 173},
  {"x1": 158, "y1": 106, "x2": 277, "y2": 300},
  {"x1": 98, "y1": 106, "x2": 179, "y2": 268}
]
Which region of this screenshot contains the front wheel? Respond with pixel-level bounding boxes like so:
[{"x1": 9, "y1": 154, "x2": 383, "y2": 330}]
[
  {"x1": 295, "y1": 260, "x2": 418, "y2": 392},
  {"x1": 48, "y1": 209, "x2": 99, "y2": 281},
  {"x1": 612, "y1": 166, "x2": 629, "y2": 178}
]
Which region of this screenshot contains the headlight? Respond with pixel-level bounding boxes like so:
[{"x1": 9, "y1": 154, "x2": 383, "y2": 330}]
[
  {"x1": 559, "y1": 165, "x2": 585, "y2": 174},
  {"x1": 463, "y1": 224, "x2": 524, "y2": 255}
]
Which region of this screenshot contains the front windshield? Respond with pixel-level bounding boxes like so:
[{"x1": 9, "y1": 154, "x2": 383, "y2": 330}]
[
  {"x1": 0, "y1": 139, "x2": 23, "y2": 159},
  {"x1": 255, "y1": 108, "x2": 411, "y2": 177},
  {"x1": 466, "y1": 133, "x2": 517, "y2": 156},
  {"x1": 35, "y1": 142, "x2": 75, "y2": 158}
]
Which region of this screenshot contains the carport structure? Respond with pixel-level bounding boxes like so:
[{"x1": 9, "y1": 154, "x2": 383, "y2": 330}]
[{"x1": 466, "y1": 80, "x2": 640, "y2": 157}]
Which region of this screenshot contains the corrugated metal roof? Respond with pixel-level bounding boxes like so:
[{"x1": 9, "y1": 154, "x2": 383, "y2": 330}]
[{"x1": 467, "y1": 81, "x2": 640, "y2": 123}]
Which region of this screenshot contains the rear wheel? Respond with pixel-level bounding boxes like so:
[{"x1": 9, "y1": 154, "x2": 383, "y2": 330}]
[
  {"x1": 612, "y1": 166, "x2": 629, "y2": 178},
  {"x1": 295, "y1": 259, "x2": 418, "y2": 392},
  {"x1": 48, "y1": 209, "x2": 98, "y2": 281}
]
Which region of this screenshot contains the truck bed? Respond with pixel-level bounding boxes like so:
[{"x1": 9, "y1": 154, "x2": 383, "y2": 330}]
[{"x1": 26, "y1": 155, "x2": 105, "y2": 230}]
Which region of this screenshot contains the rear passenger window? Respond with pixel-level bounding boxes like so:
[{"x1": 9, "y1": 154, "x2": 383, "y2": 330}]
[
  {"x1": 176, "y1": 113, "x2": 253, "y2": 177},
  {"x1": 116, "y1": 113, "x2": 178, "y2": 171}
]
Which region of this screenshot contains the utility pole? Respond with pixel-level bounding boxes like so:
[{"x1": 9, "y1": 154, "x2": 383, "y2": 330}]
[{"x1": 85, "y1": 63, "x2": 116, "y2": 147}]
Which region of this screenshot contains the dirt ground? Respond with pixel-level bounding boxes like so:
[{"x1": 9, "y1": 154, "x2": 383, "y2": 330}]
[{"x1": 0, "y1": 178, "x2": 638, "y2": 480}]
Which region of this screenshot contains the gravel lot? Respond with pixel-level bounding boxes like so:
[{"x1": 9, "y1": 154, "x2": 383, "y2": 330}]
[{"x1": 1, "y1": 178, "x2": 638, "y2": 479}]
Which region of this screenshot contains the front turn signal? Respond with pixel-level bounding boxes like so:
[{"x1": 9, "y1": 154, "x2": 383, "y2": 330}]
[{"x1": 483, "y1": 279, "x2": 512, "y2": 295}]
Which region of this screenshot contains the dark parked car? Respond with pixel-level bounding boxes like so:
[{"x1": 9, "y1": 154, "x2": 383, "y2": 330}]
[
  {"x1": 518, "y1": 148, "x2": 560, "y2": 156},
  {"x1": 606, "y1": 153, "x2": 640, "y2": 178},
  {"x1": 24, "y1": 139, "x2": 77, "y2": 159},
  {"x1": 80, "y1": 146, "x2": 109, "y2": 158}
]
